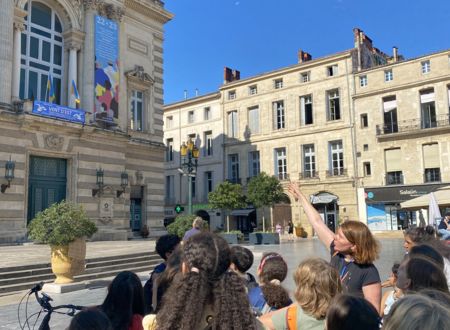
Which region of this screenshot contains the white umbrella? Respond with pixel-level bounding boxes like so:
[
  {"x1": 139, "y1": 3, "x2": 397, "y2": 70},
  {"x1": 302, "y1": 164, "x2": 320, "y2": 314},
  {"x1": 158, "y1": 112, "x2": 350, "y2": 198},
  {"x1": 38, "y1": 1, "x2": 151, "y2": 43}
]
[
  {"x1": 428, "y1": 192, "x2": 441, "y2": 226},
  {"x1": 400, "y1": 186, "x2": 450, "y2": 210}
]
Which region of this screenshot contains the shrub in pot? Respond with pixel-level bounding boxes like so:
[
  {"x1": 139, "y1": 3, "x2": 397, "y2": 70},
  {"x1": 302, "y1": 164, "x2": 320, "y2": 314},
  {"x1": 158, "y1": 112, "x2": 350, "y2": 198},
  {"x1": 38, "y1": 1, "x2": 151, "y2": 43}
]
[{"x1": 28, "y1": 200, "x2": 97, "y2": 284}]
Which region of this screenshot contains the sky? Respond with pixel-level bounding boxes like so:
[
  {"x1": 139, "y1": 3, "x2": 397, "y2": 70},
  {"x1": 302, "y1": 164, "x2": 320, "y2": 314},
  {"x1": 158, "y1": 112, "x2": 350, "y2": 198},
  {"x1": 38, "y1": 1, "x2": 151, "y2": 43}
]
[{"x1": 163, "y1": 0, "x2": 450, "y2": 104}]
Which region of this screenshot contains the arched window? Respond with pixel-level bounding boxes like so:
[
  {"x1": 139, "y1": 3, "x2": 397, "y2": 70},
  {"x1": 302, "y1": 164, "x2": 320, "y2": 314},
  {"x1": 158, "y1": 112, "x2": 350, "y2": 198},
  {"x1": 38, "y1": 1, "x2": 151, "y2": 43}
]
[{"x1": 20, "y1": 1, "x2": 63, "y2": 104}]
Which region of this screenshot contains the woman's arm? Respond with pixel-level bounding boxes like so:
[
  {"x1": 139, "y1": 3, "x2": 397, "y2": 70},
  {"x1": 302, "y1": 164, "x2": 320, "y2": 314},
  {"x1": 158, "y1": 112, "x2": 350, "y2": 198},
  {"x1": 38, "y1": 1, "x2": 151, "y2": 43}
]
[
  {"x1": 362, "y1": 282, "x2": 381, "y2": 314},
  {"x1": 288, "y1": 182, "x2": 334, "y2": 249}
]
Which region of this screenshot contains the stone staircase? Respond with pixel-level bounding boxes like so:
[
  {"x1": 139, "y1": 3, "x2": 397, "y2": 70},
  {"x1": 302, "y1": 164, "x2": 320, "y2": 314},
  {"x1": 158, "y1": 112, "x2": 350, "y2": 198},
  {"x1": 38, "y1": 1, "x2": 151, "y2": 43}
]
[{"x1": 0, "y1": 251, "x2": 162, "y2": 296}]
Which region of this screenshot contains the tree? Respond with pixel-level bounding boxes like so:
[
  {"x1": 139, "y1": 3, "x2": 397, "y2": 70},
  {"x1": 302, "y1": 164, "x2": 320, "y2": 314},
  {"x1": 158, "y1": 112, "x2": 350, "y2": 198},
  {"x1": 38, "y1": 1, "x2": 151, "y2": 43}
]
[
  {"x1": 208, "y1": 181, "x2": 246, "y2": 232},
  {"x1": 246, "y1": 172, "x2": 284, "y2": 231}
]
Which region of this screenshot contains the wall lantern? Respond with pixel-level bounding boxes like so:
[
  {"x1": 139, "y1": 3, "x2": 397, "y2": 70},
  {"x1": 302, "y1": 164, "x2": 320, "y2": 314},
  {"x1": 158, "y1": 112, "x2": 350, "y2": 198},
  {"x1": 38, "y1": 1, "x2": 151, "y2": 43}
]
[
  {"x1": 1, "y1": 157, "x2": 15, "y2": 193},
  {"x1": 92, "y1": 168, "x2": 104, "y2": 197},
  {"x1": 117, "y1": 171, "x2": 128, "y2": 197}
]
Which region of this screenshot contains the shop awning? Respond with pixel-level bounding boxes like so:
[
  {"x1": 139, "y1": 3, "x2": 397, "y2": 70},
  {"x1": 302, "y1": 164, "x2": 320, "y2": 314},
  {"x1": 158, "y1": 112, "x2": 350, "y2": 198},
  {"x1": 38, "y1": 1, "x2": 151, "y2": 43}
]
[
  {"x1": 400, "y1": 186, "x2": 450, "y2": 210},
  {"x1": 230, "y1": 209, "x2": 255, "y2": 216}
]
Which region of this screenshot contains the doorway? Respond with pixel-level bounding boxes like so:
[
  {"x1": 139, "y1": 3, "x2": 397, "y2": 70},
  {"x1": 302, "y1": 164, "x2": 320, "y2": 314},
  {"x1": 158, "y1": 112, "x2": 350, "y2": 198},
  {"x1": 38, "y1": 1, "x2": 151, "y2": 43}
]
[{"x1": 27, "y1": 156, "x2": 67, "y2": 222}]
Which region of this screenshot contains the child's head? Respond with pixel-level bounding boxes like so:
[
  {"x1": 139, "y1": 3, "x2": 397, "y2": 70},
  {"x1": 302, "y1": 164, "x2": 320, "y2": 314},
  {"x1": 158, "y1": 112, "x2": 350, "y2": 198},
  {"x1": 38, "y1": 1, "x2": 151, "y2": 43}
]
[
  {"x1": 230, "y1": 246, "x2": 254, "y2": 274},
  {"x1": 257, "y1": 252, "x2": 288, "y2": 284},
  {"x1": 294, "y1": 258, "x2": 342, "y2": 319},
  {"x1": 155, "y1": 234, "x2": 181, "y2": 260}
]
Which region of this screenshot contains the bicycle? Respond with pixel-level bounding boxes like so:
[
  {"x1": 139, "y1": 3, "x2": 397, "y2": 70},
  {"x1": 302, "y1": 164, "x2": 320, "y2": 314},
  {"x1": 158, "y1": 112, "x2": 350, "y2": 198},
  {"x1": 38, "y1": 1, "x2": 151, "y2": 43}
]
[{"x1": 18, "y1": 282, "x2": 85, "y2": 330}]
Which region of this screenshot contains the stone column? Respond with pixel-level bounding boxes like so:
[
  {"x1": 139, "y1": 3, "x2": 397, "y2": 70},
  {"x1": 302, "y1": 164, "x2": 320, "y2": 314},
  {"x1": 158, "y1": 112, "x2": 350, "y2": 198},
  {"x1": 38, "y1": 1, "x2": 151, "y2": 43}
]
[
  {"x1": 82, "y1": 3, "x2": 97, "y2": 116},
  {"x1": 67, "y1": 47, "x2": 78, "y2": 108},
  {"x1": 12, "y1": 22, "x2": 25, "y2": 100},
  {"x1": 0, "y1": 1, "x2": 14, "y2": 109}
]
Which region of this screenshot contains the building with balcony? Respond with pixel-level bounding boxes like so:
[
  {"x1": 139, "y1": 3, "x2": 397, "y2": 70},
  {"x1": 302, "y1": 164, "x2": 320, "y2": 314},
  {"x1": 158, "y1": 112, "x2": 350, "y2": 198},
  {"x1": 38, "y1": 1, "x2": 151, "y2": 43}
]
[
  {"x1": 354, "y1": 49, "x2": 450, "y2": 230},
  {"x1": 0, "y1": 0, "x2": 173, "y2": 243},
  {"x1": 163, "y1": 92, "x2": 224, "y2": 230}
]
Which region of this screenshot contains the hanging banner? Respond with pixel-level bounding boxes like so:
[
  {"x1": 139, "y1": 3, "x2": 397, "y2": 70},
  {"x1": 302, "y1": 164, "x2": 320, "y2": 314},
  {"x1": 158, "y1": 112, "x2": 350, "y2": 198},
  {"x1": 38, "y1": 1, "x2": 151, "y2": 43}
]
[
  {"x1": 94, "y1": 15, "x2": 119, "y2": 124},
  {"x1": 32, "y1": 101, "x2": 85, "y2": 124}
]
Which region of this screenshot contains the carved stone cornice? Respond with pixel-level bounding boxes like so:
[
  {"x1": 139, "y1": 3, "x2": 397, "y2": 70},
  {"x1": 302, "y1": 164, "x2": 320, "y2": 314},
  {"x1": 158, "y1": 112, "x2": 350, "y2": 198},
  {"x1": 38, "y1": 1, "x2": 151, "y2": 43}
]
[
  {"x1": 125, "y1": 65, "x2": 154, "y2": 87},
  {"x1": 124, "y1": 0, "x2": 173, "y2": 24},
  {"x1": 13, "y1": 6, "x2": 27, "y2": 31},
  {"x1": 62, "y1": 29, "x2": 86, "y2": 51},
  {"x1": 84, "y1": 0, "x2": 125, "y2": 22},
  {"x1": 83, "y1": 0, "x2": 103, "y2": 11}
]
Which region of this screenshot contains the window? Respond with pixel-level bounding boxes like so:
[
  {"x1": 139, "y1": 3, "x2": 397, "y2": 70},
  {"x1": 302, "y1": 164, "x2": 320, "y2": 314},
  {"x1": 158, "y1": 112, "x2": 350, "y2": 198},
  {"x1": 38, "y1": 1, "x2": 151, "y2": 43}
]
[
  {"x1": 166, "y1": 138, "x2": 173, "y2": 162},
  {"x1": 248, "y1": 151, "x2": 260, "y2": 178},
  {"x1": 385, "y1": 70, "x2": 393, "y2": 82},
  {"x1": 166, "y1": 116, "x2": 173, "y2": 129},
  {"x1": 165, "y1": 175, "x2": 174, "y2": 203},
  {"x1": 274, "y1": 79, "x2": 283, "y2": 89},
  {"x1": 249, "y1": 85, "x2": 258, "y2": 95},
  {"x1": 359, "y1": 75, "x2": 367, "y2": 87},
  {"x1": 300, "y1": 95, "x2": 313, "y2": 125},
  {"x1": 188, "y1": 110, "x2": 194, "y2": 123},
  {"x1": 420, "y1": 89, "x2": 436, "y2": 128},
  {"x1": 205, "y1": 171, "x2": 213, "y2": 199},
  {"x1": 300, "y1": 72, "x2": 310, "y2": 83},
  {"x1": 327, "y1": 89, "x2": 341, "y2": 121},
  {"x1": 20, "y1": 2, "x2": 63, "y2": 103},
  {"x1": 273, "y1": 100, "x2": 285, "y2": 129},
  {"x1": 227, "y1": 110, "x2": 238, "y2": 138},
  {"x1": 329, "y1": 141, "x2": 344, "y2": 176},
  {"x1": 248, "y1": 106, "x2": 260, "y2": 134},
  {"x1": 421, "y1": 60, "x2": 431, "y2": 74},
  {"x1": 327, "y1": 64, "x2": 338, "y2": 77},
  {"x1": 363, "y1": 162, "x2": 371, "y2": 176},
  {"x1": 228, "y1": 154, "x2": 240, "y2": 183},
  {"x1": 385, "y1": 148, "x2": 403, "y2": 185},
  {"x1": 363, "y1": 144, "x2": 369, "y2": 151},
  {"x1": 423, "y1": 143, "x2": 440, "y2": 182},
  {"x1": 360, "y1": 114, "x2": 368, "y2": 128},
  {"x1": 204, "y1": 107, "x2": 211, "y2": 120},
  {"x1": 204, "y1": 131, "x2": 213, "y2": 156},
  {"x1": 130, "y1": 90, "x2": 143, "y2": 131},
  {"x1": 275, "y1": 148, "x2": 288, "y2": 180},
  {"x1": 228, "y1": 90, "x2": 236, "y2": 100},
  {"x1": 303, "y1": 144, "x2": 316, "y2": 178},
  {"x1": 383, "y1": 96, "x2": 398, "y2": 133},
  {"x1": 191, "y1": 176, "x2": 196, "y2": 199}
]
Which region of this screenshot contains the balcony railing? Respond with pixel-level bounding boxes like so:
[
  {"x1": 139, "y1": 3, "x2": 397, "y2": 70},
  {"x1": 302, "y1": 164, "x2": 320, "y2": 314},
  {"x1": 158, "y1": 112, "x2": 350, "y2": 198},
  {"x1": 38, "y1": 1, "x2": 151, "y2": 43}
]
[
  {"x1": 299, "y1": 171, "x2": 319, "y2": 179},
  {"x1": 386, "y1": 172, "x2": 404, "y2": 185},
  {"x1": 227, "y1": 177, "x2": 241, "y2": 184},
  {"x1": 276, "y1": 173, "x2": 290, "y2": 181},
  {"x1": 326, "y1": 168, "x2": 347, "y2": 177},
  {"x1": 376, "y1": 114, "x2": 450, "y2": 136}
]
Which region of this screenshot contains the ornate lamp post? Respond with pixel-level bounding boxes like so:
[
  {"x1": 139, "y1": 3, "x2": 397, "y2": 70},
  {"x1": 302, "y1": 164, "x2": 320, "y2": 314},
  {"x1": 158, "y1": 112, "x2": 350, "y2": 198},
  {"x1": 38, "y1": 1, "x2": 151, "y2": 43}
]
[{"x1": 180, "y1": 138, "x2": 199, "y2": 215}]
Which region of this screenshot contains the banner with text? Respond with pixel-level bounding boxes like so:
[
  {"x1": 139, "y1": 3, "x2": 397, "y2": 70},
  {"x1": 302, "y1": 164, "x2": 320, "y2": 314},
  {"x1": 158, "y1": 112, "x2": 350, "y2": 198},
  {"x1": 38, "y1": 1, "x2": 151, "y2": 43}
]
[{"x1": 32, "y1": 101, "x2": 85, "y2": 124}]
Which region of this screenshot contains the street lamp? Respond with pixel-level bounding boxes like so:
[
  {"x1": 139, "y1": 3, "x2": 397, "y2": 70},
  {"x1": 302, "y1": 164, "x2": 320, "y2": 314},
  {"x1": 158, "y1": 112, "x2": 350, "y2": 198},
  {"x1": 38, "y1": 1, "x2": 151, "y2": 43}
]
[{"x1": 180, "y1": 137, "x2": 199, "y2": 214}]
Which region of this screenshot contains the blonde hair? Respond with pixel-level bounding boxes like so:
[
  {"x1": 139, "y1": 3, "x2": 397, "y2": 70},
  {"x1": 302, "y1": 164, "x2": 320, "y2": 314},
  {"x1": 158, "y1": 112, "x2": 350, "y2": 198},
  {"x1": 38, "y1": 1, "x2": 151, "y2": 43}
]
[
  {"x1": 192, "y1": 217, "x2": 203, "y2": 229},
  {"x1": 294, "y1": 258, "x2": 342, "y2": 319},
  {"x1": 340, "y1": 220, "x2": 380, "y2": 264}
]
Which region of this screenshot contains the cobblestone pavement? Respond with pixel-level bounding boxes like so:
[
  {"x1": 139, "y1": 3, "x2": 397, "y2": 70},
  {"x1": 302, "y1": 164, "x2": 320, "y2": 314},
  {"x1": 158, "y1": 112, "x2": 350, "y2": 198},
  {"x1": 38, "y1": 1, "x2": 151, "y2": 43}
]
[{"x1": 0, "y1": 237, "x2": 404, "y2": 329}]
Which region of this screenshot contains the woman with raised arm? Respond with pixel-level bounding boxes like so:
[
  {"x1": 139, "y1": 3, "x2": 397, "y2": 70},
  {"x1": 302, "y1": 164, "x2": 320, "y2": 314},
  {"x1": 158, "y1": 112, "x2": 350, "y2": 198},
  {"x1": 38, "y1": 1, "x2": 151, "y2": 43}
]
[{"x1": 288, "y1": 182, "x2": 381, "y2": 312}]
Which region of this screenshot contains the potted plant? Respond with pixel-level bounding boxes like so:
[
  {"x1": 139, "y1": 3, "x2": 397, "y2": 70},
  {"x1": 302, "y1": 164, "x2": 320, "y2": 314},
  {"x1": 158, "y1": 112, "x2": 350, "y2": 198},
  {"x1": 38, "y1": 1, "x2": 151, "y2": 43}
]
[
  {"x1": 27, "y1": 200, "x2": 97, "y2": 284},
  {"x1": 249, "y1": 231, "x2": 280, "y2": 245},
  {"x1": 220, "y1": 230, "x2": 244, "y2": 244}
]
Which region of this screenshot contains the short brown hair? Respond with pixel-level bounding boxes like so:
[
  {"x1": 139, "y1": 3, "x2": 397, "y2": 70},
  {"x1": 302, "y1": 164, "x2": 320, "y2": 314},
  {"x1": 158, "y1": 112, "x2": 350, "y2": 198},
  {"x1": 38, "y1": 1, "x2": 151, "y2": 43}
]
[
  {"x1": 294, "y1": 258, "x2": 342, "y2": 319},
  {"x1": 340, "y1": 221, "x2": 380, "y2": 264}
]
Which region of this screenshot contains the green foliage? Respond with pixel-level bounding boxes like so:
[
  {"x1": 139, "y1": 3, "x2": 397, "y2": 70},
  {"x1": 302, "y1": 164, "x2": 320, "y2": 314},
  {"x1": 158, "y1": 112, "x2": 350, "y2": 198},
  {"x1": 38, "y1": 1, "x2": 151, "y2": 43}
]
[
  {"x1": 28, "y1": 200, "x2": 97, "y2": 246},
  {"x1": 247, "y1": 172, "x2": 284, "y2": 208},
  {"x1": 208, "y1": 181, "x2": 246, "y2": 211},
  {"x1": 227, "y1": 230, "x2": 244, "y2": 241},
  {"x1": 166, "y1": 214, "x2": 198, "y2": 238}
]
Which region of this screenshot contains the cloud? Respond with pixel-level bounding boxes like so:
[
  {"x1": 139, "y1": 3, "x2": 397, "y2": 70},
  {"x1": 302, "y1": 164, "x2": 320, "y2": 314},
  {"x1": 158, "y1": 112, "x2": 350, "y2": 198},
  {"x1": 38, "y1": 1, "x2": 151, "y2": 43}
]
[{"x1": 235, "y1": 1, "x2": 240, "y2": 5}]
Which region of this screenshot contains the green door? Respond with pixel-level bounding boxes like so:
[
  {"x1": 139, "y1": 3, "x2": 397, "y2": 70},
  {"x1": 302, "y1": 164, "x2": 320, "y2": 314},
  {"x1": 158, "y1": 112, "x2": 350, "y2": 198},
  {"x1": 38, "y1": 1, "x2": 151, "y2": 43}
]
[{"x1": 28, "y1": 156, "x2": 67, "y2": 223}]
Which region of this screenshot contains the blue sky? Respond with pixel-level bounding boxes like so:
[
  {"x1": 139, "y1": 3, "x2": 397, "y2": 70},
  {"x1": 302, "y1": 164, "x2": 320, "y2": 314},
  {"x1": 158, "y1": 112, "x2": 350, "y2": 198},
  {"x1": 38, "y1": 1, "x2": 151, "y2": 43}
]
[{"x1": 163, "y1": 0, "x2": 450, "y2": 104}]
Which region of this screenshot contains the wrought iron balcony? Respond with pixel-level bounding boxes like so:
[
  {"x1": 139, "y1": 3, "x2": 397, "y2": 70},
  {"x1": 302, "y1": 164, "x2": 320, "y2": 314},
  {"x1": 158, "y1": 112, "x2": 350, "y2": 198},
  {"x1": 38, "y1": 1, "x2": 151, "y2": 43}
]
[
  {"x1": 227, "y1": 177, "x2": 241, "y2": 184},
  {"x1": 376, "y1": 114, "x2": 450, "y2": 136},
  {"x1": 326, "y1": 168, "x2": 347, "y2": 177},
  {"x1": 299, "y1": 171, "x2": 319, "y2": 180},
  {"x1": 276, "y1": 173, "x2": 290, "y2": 181}
]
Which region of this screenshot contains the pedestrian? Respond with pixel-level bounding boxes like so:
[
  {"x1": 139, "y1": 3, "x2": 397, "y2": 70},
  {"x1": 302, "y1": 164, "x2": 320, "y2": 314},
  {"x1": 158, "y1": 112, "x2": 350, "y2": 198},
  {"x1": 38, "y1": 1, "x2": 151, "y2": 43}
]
[
  {"x1": 275, "y1": 223, "x2": 282, "y2": 235},
  {"x1": 288, "y1": 182, "x2": 381, "y2": 312},
  {"x1": 380, "y1": 263, "x2": 402, "y2": 317},
  {"x1": 258, "y1": 258, "x2": 342, "y2": 330},
  {"x1": 438, "y1": 212, "x2": 450, "y2": 240},
  {"x1": 182, "y1": 216, "x2": 203, "y2": 241},
  {"x1": 248, "y1": 252, "x2": 291, "y2": 315},
  {"x1": 230, "y1": 245, "x2": 258, "y2": 291},
  {"x1": 287, "y1": 220, "x2": 294, "y2": 241},
  {"x1": 143, "y1": 234, "x2": 180, "y2": 314},
  {"x1": 155, "y1": 232, "x2": 258, "y2": 330},
  {"x1": 100, "y1": 271, "x2": 145, "y2": 330},
  {"x1": 383, "y1": 294, "x2": 450, "y2": 330},
  {"x1": 68, "y1": 308, "x2": 112, "y2": 330},
  {"x1": 325, "y1": 294, "x2": 380, "y2": 330}
]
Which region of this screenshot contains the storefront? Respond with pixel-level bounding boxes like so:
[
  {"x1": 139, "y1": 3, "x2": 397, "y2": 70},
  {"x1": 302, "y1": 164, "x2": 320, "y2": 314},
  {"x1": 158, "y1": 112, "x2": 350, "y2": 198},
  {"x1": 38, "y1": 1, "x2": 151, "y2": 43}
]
[{"x1": 364, "y1": 183, "x2": 449, "y2": 230}]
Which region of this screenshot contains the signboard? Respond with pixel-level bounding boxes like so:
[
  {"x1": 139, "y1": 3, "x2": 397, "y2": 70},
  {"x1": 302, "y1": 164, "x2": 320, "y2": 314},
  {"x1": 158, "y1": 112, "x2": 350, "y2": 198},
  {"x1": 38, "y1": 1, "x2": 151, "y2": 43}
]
[
  {"x1": 367, "y1": 203, "x2": 387, "y2": 231},
  {"x1": 32, "y1": 101, "x2": 85, "y2": 124},
  {"x1": 365, "y1": 184, "x2": 449, "y2": 203},
  {"x1": 94, "y1": 15, "x2": 119, "y2": 123}
]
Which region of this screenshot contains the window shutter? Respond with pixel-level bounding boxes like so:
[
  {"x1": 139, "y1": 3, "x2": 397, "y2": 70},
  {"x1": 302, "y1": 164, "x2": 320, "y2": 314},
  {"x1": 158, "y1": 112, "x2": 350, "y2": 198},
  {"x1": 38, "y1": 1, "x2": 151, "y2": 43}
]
[
  {"x1": 383, "y1": 99, "x2": 397, "y2": 112},
  {"x1": 385, "y1": 149, "x2": 402, "y2": 172},
  {"x1": 300, "y1": 97, "x2": 306, "y2": 126},
  {"x1": 423, "y1": 144, "x2": 439, "y2": 168},
  {"x1": 420, "y1": 90, "x2": 435, "y2": 103}
]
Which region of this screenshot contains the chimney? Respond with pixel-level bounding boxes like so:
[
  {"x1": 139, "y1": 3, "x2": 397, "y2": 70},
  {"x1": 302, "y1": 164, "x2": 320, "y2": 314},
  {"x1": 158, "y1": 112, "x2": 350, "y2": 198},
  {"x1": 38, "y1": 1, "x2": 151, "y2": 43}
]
[
  {"x1": 224, "y1": 67, "x2": 240, "y2": 83},
  {"x1": 195, "y1": 88, "x2": 199, "y2": 97},
  {"x1": 392, "y1": 46, "x2": 399, "y2": 62},
  {"x1": 184, "y1": 89, "x2": 187, "y2": 100},
  {"x1": 298, "y1": 50, "x2": 312, "y2": 63}
]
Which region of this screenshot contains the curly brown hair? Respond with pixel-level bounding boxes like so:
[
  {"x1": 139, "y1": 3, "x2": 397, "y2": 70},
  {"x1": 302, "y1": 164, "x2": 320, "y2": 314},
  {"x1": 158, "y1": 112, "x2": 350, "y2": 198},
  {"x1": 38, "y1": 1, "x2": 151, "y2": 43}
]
[
  {"x1": 294, "y1": 258, "x2": 342, "y2": 319},
  {"x1": 340, "y1": 220, "x2": 380, "y2": 264},
  {"x1": 155, "y1": 233, "x2": 256, "y2": 330}
]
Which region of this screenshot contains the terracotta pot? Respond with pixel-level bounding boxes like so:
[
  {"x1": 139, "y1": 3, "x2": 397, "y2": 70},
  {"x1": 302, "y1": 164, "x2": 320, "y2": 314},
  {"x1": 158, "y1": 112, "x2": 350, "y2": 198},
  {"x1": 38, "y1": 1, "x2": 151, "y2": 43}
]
[{"x1": 51, "y1": 238, "x2": 86, "y2": 284}]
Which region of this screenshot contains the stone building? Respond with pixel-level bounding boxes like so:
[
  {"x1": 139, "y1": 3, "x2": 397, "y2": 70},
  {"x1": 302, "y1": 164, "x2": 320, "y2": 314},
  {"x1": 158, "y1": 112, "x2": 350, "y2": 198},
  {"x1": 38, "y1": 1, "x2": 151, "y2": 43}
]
[
  {"x1": 0, "y1": 0, "x2": 173, "y2": 243},
  {"x1": 163, "y1": 92, "x2": 224, "y2": 230},
  {"x1": 354, "y1": 49, "x2": 450, "y2": 230}
]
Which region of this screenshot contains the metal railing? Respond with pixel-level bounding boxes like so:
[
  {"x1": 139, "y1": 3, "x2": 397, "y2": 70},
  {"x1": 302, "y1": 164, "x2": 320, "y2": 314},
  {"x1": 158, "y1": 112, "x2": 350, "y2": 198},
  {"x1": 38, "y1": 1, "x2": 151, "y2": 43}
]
[
  {"x1": 227, "y1": 177, "x2": 241, "y2": 184},
  {"x1": 299, "y1": 171, "x2": 319, "y2": 179},
  {"x1": 326, "y1": 168, "x2": 347, "y2": 177},
  {"x1": 376, "y1": 114, "x2": 450, "y2": 136},
  {"x1": 276, "y1": 173, "x2": 290, "y2": 181}
]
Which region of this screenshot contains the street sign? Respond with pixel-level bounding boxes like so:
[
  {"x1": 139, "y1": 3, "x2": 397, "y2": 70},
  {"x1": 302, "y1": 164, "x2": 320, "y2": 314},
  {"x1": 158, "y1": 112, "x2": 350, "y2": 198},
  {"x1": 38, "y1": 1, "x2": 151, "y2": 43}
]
[{"x1": 174, "y1": 204, "x2": 184, "y2": 214}]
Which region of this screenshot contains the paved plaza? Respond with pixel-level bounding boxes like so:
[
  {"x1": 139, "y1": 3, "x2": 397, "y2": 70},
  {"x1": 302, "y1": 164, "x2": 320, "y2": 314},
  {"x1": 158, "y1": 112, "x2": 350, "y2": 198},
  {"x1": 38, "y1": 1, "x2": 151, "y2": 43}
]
[{"x1": 0, "y1": 237, "x2": 404, "y2": 330}]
